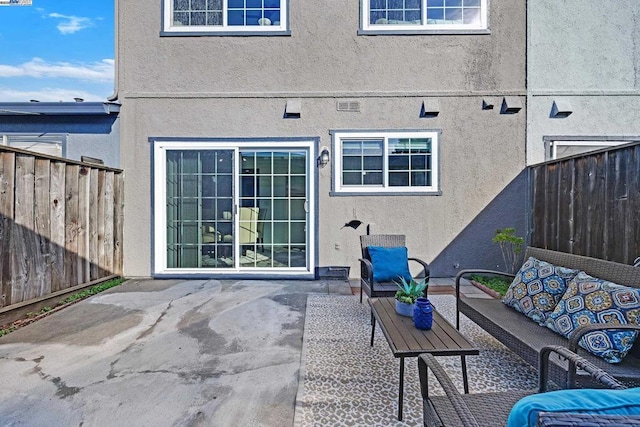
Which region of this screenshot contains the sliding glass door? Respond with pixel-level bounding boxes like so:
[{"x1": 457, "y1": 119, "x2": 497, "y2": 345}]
[{"x1": 155, "y1": 140, "x2": 314, "y2": 276}]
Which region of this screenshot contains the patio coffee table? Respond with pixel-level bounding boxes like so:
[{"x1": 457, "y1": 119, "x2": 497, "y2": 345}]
[{"x1": 369, "y1": 297, "x2": 479, "y2": 421}]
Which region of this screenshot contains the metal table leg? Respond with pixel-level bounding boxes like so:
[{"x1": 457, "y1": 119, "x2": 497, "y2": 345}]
[
  {"x1": 370, "y1": 317, "x2": 376, "y2": 346},
  {"x1": 398, "y1": 357, "x2": 405, "y2": 421},
  {"x1": 461, "y1": 355, "x2": 469, "y2": 394}
]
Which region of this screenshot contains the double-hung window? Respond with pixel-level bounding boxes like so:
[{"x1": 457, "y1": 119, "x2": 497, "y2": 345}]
[
  {"x1": 361, "y1": 0, "x2": 488, "y2": 34},
  {"x1": 332, "y1": 130, "x2": 439, "y2": 194},
  {"x1": 163, "y1": 0, "x2": 288, "y2": 34}
]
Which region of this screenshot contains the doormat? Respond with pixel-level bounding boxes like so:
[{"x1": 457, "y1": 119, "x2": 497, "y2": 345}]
[{"x1": 294, "y1": 294, "x2": 538, "y2": 426}]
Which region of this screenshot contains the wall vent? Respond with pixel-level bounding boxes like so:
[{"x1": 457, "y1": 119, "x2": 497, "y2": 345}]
[{"x1": 336, "y1": 101, "x2": 360, "y2": 112}]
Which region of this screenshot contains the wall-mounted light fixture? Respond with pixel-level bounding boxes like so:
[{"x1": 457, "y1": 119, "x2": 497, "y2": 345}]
[
  {"x1": 550, "y1": 99, "x2": 573, "y2": 118},
  {"x1": 317, "y1": 147, "x2": 330, "y2": 168}
]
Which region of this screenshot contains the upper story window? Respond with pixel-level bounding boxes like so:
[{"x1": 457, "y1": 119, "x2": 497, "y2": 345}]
[
  {"x1": 332, "y1": 130, "x2": 440, "y2": 194},
  {"x1": 163, "y1": 0, "x2": 288, "y2": 35},
  {"x1": 361, "y1": 0, "x2": 488, "y2": 34}
]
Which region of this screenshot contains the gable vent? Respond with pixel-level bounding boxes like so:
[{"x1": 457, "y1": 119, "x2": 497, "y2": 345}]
[{"x1": 336, "y1": 101, "x2": 360, "y2": 112}]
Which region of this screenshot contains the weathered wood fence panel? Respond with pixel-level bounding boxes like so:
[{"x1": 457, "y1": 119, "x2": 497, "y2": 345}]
[
  {"x1": 530, "y1": 142, "x2": 640, "y2": 264},
  {"x1": 0, "y1": 146, "x2": 123, "y2": 309}
]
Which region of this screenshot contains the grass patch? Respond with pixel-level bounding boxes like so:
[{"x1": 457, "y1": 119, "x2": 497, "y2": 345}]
[
  {"x1": 469, "y1": 274, "x2": 512, "y2": 297},
  {"x1": 0, "y1": 277, "x2": 127, "y2": 337}
]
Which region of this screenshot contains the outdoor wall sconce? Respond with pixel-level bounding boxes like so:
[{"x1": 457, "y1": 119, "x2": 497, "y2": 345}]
[
  {"x1": 317, "y1": 147, "x2": 330, "y2": 168},
  {"x1": 550, "y1": 99, "x2": 573, "y2": 118},
  {"x1": 420, "y1": 98, "x2": 440, "y2": 118},
  {"x1": 500, "y1": 97, "x2": 522, "y2": 114}
]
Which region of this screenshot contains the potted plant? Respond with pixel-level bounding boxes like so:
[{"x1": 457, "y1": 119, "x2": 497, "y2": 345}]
[{"x1": 394, "y1": 277, "x2": 428, "y2": 317}]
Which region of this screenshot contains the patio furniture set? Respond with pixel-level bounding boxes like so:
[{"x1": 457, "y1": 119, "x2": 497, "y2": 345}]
[{"x1": 359, "y1": 235, "x2": 640, "y2": 426}]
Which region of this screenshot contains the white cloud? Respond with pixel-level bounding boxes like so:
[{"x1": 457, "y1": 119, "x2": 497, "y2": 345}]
[
  {"x1": 0, "y1": 87, "x2": 109, "y2": 102},
  {"x1": 48, "y1": 12, "x2": 94, "y2": 34},
  {"x1": 0, "y1": 58, "x2": 113, "y2": 82}
]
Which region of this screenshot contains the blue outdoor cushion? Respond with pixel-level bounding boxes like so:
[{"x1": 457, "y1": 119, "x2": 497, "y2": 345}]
[
  {"x1": 544, "y1": 271, "x2": 640, "y2": 363},
  {"x1": 502, "y1": 257, "x2": 579, "y2": 325},
  {"x1": 507, "y1": 387, "x2": 640, "y2": 427},
  {"x1": 367, "y1": 246, "x2": 412, "y2": 283}
]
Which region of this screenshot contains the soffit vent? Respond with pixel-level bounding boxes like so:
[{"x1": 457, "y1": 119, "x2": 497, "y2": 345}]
[{"x1": 336, "y1": 101, "x2": 360, "y2": 112}]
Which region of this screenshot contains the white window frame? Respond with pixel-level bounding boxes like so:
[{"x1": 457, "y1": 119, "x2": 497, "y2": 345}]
[
  {"x1": 332, "y1": 130, "x2": 440, "y2": 194},
  {"x1": 548, "y1": 140, "x2": 631, "y2": 160},
  {"x1": 1, "y1": 133, "x2": 65, "y2": 157},
  {"x1": 361, "y1": 0, "x2": 488, "y2": 33},
  {"x1": 163, "y1": 0, "x2": 288, "y2": 34},
  {"x1": 152, "y1": 138, "x2": 316, "y2": 277}
]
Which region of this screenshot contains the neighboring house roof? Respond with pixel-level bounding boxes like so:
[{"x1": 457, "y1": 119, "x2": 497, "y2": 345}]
[{"x1": 0, "y1": 102, "x2": 120, "y2": 116}]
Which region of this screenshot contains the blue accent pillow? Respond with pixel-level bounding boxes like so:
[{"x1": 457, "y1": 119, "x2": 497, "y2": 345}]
[
  {"x1": 507, "y1": 387, "x2": 640, "y2": 427},
  {"x1": 502, "y1": 257, "x2": 579, "y2": 325},
  {"x1": 544, "y1": 271, "x2": 640, "y2": 363},
  {"x1": 367, "y1": 246, "x2": 412, "y2": 283}
]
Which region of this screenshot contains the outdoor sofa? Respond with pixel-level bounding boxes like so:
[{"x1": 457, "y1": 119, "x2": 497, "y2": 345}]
[{"x1": 455, "y1": 247, "x2": 640, "y2": 389}]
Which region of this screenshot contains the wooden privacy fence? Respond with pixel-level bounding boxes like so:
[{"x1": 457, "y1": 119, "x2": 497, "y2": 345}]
[
  {"x1": 0, "y1": 146, "x2": 123, "y2": 309},
  {"x1": 529, "y1": 141, "x2": 640, "y2": 264}
]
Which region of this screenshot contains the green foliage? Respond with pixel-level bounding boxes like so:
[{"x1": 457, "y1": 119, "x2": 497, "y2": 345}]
[
  {"x1": 0, "y1": 326, "x2": 17, "y2": 337},
  {"x1": 0, "y1": 277, "x2": 127, "y2": 338},
  {"x1": 492, "y1": 227, "x2": 524, "y2": 274},
  {"x1": 58, "y1": 278, "x2": 126, "y2": 306},
  {"x1": 470, "y1": 274, "x2": 511, "y2": 297},
  {"x1": 394, "y1": 277, "x2": 428, "y2": 304}
]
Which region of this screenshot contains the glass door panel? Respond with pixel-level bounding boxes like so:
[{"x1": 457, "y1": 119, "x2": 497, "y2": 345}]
[
  {"x1": 239, "y1": 150, "x2": 308, "y2": 268},
  {"x1": 166, "y1": 149, "x2": 235, "y2": 268}
]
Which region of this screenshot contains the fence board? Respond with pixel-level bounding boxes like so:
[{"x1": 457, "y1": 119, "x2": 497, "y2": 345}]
[
  {"x1": 0, "y1": 152, "x2": 15, "y2": 308},
  {"x1": 34, "y1": 159, "x2": 51, "y2": 297},
  {"x1": 89, "y1": 168, "x2": 99, "y2": 280},
  {"x1": 50, "y1": 162, "x2": 66, "y2": 292},
  {"x1": 103, "y1": 171, "x2": 115, "y2": 274},
  {"x1": 12, "y1": 155, "x2": 35, "y2": 303},
  {"x1": 97, "y1": 170, "x2": 106, "y2": 277},
  {"x1": 77, "y1": 166, "x2": 90, "y2": 284},
  {"x1": 64, "y1": 165, "x2": 80, "y2": 287},
  {"x1": 557, "y1": 160, "x2": 574, "y2": 253}
]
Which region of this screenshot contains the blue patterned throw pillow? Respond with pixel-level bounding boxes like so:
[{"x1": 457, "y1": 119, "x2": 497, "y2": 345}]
[
  {"x1": 545, "y1": 271, "x2": 640, "y2": 363},
  {"x1": 502, "y1": 257, "x2": 579, "y2": 325}
]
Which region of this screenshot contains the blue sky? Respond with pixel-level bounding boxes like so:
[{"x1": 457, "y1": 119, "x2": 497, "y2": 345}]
[{"x1": 0, "y1": 0, "x2": 113, "y2": 102}]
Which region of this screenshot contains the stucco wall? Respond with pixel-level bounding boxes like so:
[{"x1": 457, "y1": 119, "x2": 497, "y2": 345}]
[
  {"x1": 119, "y1": 96, "x2": 525, "y2": 278},
  {"x1": 117, "y1": 0, "x2": 527, "y2": 278},
  {"x1": 527, "y1": 0, "x2": 640, "y2": 165}
]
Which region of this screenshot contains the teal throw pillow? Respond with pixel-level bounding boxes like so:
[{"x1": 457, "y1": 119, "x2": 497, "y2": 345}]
[
  {"x1": 507, "y1": 387, "x2": 640, "y2": 427},
  {"x1": 367, "y1": 246, "x2": 412, "y2": 283},
  {"x1": 544, "y1": 271, "x2": 640, "y2": 363},
  {"x1": 502, "y1": 257, "x2": 579, "y2": 325}
]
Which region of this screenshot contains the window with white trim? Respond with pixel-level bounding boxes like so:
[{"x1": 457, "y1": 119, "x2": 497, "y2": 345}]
[
  {"x1": 164, "y1": 0, "x2": 287, "y2": 33},
  {"x1": 332, "y1": 131, "x2": 439, "y2": 193},
  {"x1": 549, "y1": 140, "x2": 632, "y2": 160},
  {"x1": 1, "y1": 134, "x2": 64, "y2": 157},
  {"x1": 362, "y1": 0, "x2": 488, "y2": 33}
]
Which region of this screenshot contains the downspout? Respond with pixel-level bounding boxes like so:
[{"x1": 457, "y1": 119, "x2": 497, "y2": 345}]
[{"x1": 107, "y1": 0, "x2": 119, "y2": 102}]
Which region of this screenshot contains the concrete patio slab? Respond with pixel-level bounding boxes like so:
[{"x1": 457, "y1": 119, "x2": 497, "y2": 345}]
[{"x1": 0, "y1": 278, "x2": 348, "y2": 427}]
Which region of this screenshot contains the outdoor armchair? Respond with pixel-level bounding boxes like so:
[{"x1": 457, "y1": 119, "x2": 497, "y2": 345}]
[
  {"x1": 358, "y1": 234, "x2": 430, "y2": 303},
  {"x1": 418, "y1": 345, "x2": 638, "y2": 427}
]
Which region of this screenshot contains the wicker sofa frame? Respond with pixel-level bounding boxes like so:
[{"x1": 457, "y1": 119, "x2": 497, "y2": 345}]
[
  {"x1": 358, "y1": 234, "x2": 430, "y2": 303},
  {"x1": 418, "y1": 345, "x2": 639, "y2": 426},
  {"x1": 455, "y1": 247, "x2": 640, "y2": 389}
]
